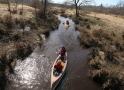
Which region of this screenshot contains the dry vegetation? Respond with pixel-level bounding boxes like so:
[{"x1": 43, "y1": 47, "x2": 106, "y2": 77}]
[
  {"x1": 1, "y1": 2, "x2": 124, "y2": 89},
  {"x1": 0, "y1": 3, "x2": 60, "y2": 89},
  {"x1": 43, "y1": 6, "x2": 124, "y2": 89},
  {"x1": 74, "y1": 12, "x2": 124, "y2": 90}
]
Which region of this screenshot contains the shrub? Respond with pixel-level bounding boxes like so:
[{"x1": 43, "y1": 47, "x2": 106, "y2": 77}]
[
  {"x1": 0, "y1": 53, "x2": 8, "y2": 90},
  {"x1": 16, "y1": 37, "x2": 32, "y2": 59},
  {"x1": 89, "y1": 56, "x2": 101, "y2": 69},
  {"x1": 19, "y1": 19, "x2": 25, "y2": 30},
  {"x1": 103, "y1": 77, "x2": 123, "y2": 90},
  {"x1": 19, "y1": 10, "x2": 23, "y2": 15},
  {"x1": 91, "y1": 69, "x2": 109, "y2": 84},
  {"x1": 114, "y1": 40, "x2": 124, "y2": 52},
  {"x1": 0, "y1": 24, "x2": 6, "y2": 36},
  {"x1": 13, "y1": 33, "x2": 21, "y2": 41},
  {"x1": 3, "y1": 14, "x2": 13, "y2": 29},
  {"x1": 12, "y1": 8, "x2": 17, "y2": 14},
  {"x1": 122, "y1": 32, "x2": 124, "y2": 39},
  {"x1": 36, "y1": 9, "x2": 44, "y2": 19},
  {"x1": 60, "y1": 9, "x2": 65, "y2": 14}
]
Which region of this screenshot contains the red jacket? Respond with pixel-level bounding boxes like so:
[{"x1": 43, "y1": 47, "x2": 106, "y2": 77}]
[
  {"x1": 54, "y1": 64, "x2": 62, "y2": 70},
  {"x1": 54, "y1": 63, "x2": 62, "y2": 73},
  {"x1": 60, "y1": 49, "x2": 66, "y2": 56}
]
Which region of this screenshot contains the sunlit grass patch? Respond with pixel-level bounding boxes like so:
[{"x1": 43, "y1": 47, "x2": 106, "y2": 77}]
[{"x1": 0, "y1": 3, "x2": 7, "y2": 6}]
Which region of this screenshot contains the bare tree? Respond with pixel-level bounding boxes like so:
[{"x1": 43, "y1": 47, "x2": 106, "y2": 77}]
[
  {"x1": 100, "y1": 4, "x2": 103, "y2": 12},
  {"x1": 6, "y1": 0, "x2": 11, "y2": 14},
  {"x1": 15, "y1": 0, "x2": 18, "y2": 10},
  {"x1": 43, "y1": 0, "x2": 47, "y2": 18},
  {"x1": 116, "y1": 0, "x2": 124, "y2": 9},
  {"x1": 39, "y1": 0, "x2": 51, "y2": 18},
  {"x1": 21, "y1": 0, "x2": 23, "y2": 13},
  {"x1": 66, "y1": 0, "x2": 93, "y2": 18}
]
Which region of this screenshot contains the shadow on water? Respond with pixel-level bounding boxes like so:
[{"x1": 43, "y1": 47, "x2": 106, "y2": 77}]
[{"x1": 6, "y1": 15, "x2": 102, "y2": 90}]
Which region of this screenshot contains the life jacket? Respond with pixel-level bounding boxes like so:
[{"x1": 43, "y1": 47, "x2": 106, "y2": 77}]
[
  {"x1": 59, "y1": 60, "x2": 65, "y2": 68},
  {"x1": 60, "y1": 48, "x2": 66, "y2": 56},
  {"x1": 61, "y1": 62, "x2": 65, "y2": 68},
  {"x1": 55, "y1": 64, "x2": 62, "y2": 70}
]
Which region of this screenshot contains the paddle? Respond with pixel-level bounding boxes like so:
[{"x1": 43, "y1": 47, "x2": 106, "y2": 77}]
[{"x1": 56, "y1": 48, "x2": 60, "y2": 56}]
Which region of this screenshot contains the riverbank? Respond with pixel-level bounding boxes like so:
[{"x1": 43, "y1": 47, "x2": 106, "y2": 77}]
[
  {"x1": 42, "y1": 7, "x2": 124, "y2": 89},
  {"x1": 0, "y1": 4, "x2": 60, "y2": 90},
  {"x1": 75, "y1": 13, "x2": 124, "y2": 89}
]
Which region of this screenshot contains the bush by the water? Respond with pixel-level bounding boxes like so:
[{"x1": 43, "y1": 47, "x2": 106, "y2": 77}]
[
  {"x1": 77, "y1": 15, "x2": 124, "y2": 90},
  {"x1": 16, "y1": 37, "x2": 32, "y2": 59}
]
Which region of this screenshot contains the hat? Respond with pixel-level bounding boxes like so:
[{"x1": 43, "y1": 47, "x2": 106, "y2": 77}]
[
  {"x1": 57, "y1": 60, "x2": 61, "y2": 64},
  {"x1": 61, "y1": 45, "x2": 65, "y2": 49}
]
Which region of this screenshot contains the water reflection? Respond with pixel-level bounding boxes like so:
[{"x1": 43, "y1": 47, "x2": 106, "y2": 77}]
[{"x1": 6, "y1": 47, "x2": 51, "y2": 90}]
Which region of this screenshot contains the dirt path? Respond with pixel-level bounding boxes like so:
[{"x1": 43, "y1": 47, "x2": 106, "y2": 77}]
[{"x1": 87, "y1": 12, "x2": 124, "y2": 33}]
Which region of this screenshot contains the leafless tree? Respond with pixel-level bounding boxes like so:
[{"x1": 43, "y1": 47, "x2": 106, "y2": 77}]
[
  {"x1": 43, "y1": 0, "x2": 47, "y2": 18},
  {"x1": 116, "y1": 0, "x2": 124, "y2": 9},
  {"x1": 39, "y1": 0, "x2": 51, "y2": 18},
  {"x1": 21, "y1": 0, "x2": 23, "y2": 11},
  {"x1": 66, "y1": 0, "x2": 94, "y2": 18},
  {"x1": 100, "y1": 4, "x2": 103, "y2": 12},
  {"x1": 31, "y1": 0, "x2": 39, "y2": 11},
  {"x1": 6, "y1": 0, "x2": 11, "y2": 14},
  {"x1": 14, "y1": 0, "x2": 18, "y2": 10}
]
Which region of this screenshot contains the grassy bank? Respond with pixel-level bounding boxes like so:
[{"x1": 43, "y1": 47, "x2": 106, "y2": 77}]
[
  {"x1": 0, "y1": 4, "x2": 60, "y2": 89},
  {"x1": 75, "y1": 13, "x2": 124, "y2": 90}
]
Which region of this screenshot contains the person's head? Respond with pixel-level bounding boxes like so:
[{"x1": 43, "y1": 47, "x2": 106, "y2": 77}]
[
  {"x1": 57, "y1": 60, "x2": 61, "y2": 64},
  {"x1": 61, "y1": 45, "x2": 65, "y2": 49}
]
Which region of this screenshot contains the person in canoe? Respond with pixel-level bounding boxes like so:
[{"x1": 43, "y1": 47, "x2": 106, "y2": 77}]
[
  {"x1": 58, "y1": 45, "x2": 66, "y2": 62},
  {"x1": 66, "y1": 20, "x2": 69, "y2": 25},
  {"x1": 54, "y1": 60, "x2": 63, "y2": 76}
]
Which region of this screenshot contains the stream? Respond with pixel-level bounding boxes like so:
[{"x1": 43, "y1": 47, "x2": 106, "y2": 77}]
[{"x1": 5, "y1": 15, "x2": 102, "y2": 90}]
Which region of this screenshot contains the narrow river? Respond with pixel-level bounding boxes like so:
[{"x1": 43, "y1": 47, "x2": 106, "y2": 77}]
[{"x1": 6, "y1": 15, "x2": 102, "y2": 90}]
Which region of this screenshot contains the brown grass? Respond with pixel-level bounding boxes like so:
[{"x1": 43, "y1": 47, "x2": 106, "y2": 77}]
[
  {"x1": 3, "y1": 14, "x2": 14, "y2": 29},
  {"x1": 77, "y1": 13, "x2": 124, "y2": 89},
  {"x1": 16, "y1": 37, "x2": 32, "y2": 59},
  {"x1": 0, "y1": 5, "x2": 60, "y2": 89}
]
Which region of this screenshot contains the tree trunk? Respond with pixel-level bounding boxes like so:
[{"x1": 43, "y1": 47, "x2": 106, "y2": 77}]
[
  {"x1": 7, "y1": 0, "x2": 11, "y2": 14},
  {"x1": 43, "y1": 0, "x2": 47, "y2": 18},
  {"x1": 15, "y1": 0, "x2": 18, "y2": 10},
  {"x1": 75, "y1": 3, "x2": 78, "y2": 18},
  {"x1": 22, "y1": 0, "x2": 23, "y2": 12}
]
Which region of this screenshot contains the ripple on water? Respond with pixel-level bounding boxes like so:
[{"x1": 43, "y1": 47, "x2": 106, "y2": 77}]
[{"x1": 6, "y1": 51, "x2": 51, "y2": 90}]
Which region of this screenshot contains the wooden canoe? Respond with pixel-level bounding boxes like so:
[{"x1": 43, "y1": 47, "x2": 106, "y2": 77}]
[{"x1": 51, "y1": 53, "x2": 67, "y2": 90}]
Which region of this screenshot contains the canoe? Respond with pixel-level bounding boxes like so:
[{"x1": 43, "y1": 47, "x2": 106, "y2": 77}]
[{"x1": 51, "y1": 53, "x2": 67, "y2": 90}]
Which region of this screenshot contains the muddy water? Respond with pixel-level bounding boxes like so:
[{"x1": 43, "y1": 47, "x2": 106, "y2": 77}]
[{"x1": 6, "y1": 15, "x2": 102, "y2": 90}]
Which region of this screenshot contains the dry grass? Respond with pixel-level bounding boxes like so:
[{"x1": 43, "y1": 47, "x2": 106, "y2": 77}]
[
  {"x1": 0, "y1": 4, "x2": 60, "y2": 89},
  {"x1": 77, "y1": 13, "x2": 124, "y2": 89},
  {"x1": 16, "y1": 37, "x2": 32, "y2": 59}
]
